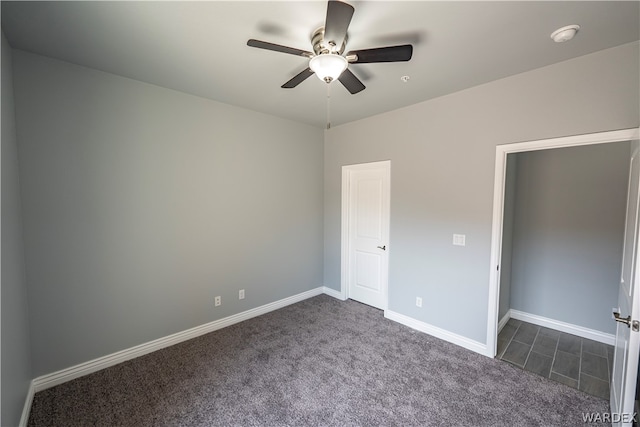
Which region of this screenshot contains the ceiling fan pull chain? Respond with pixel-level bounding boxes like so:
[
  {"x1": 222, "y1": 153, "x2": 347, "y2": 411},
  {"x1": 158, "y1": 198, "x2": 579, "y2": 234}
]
[{"x1": 326, "y1": 83, "x2": 331, "y2": 130}]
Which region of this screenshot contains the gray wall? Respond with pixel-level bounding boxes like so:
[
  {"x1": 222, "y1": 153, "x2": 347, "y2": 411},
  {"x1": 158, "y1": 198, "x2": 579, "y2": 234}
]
[
  {"x1": 509, "y1": 143, "x2": 630, "y2": 334},
  {"x1": 324, "y1": 41, "x2": 640, "y2": 344},
  {"x1": 498, "y1": 154, "x2": 518, "y2": 322},
  {"x1": 1, "y1": 32, "x2": 32, "y2": 426},
  {"x1": 13, "y1": 50, "x2": 325, "y2": 376}
]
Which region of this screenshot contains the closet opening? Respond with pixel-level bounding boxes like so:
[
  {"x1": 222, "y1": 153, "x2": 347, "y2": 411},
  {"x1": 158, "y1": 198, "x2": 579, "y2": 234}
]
[{"x1": 487, "y1": 128, "x2": 640, "y2": 409}]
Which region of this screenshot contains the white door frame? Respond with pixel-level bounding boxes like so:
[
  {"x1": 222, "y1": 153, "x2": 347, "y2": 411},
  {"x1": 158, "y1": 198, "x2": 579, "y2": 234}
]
[
  {"x1": 486, "y1": 128, "x2": 640, "y2": 357},
  {"x1": 340, "y1": 160, "x2": 390, "y2": 308}
]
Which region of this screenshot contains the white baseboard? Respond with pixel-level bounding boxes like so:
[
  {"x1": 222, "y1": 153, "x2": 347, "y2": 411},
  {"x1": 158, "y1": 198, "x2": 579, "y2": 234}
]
[
  {"x1": 322, "y1": 286, "x2": 346, "y2": 300},
  {"x1": 384, "y1": 309, "x2": 488, "y2": 356},
  {"x1": 19, "y1": 381, "x2": 35, "y2": 427},
  {"x1": 32, "y1": 287, "x2": 324, "y2": 393},
  {"x1": 498, "y1": 311, "x2": 511, "y2": 333},
  {"x1": 510, "y1": 309, "x2": 615, "y2": 346}
]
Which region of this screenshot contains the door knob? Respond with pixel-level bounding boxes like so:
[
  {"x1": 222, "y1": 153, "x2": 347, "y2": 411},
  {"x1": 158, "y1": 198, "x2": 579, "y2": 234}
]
[{"x1": 377, "y1": 245, "x2": 386, "y2": 250}]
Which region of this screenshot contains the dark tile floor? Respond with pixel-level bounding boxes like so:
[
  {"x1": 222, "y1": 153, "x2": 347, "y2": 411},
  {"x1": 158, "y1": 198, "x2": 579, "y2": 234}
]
[{"x1": 498, "y1": 318, "x2": 614, "y2": 400}]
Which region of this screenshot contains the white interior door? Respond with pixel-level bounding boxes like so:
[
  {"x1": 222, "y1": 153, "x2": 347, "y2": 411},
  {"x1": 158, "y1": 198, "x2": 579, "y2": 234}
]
[
  {"x1": 611, "y1": 140, "x2": 640, "y2": 426},
  {"x1": 342, "y1": 161, "x2": 390, "y2": 310}
]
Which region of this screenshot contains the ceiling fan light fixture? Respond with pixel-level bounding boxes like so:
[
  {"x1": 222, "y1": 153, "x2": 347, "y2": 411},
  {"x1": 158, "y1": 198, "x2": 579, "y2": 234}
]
[{"x1": 309, "y1": 54, "x2": 348, "y2": 83}]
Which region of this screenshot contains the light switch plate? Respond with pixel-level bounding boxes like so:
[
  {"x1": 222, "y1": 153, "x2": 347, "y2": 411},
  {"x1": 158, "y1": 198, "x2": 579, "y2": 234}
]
[{"x1": 453, "y1": 234, "x2": 466, "y2": 246}]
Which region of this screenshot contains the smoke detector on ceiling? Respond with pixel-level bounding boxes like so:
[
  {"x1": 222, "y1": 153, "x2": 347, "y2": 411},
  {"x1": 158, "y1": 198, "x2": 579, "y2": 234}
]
[{"x1": 551, "y1": 25, "x2": 580, "y2": 43}]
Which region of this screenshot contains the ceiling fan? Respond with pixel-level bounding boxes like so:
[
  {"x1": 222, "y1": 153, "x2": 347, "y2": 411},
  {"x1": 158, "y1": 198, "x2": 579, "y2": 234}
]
[{"x1": 247, "y1": 0, "x2": 413, "y2": 94}]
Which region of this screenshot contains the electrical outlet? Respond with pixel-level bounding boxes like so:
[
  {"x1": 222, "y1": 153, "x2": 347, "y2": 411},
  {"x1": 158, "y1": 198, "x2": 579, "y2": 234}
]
[
  {"x1": 215, "y1": 296, "x2": 221, "y2": 306},
  {"x1": 416, "y1": 297, "x2": 422, "y2": 308},
  {"x1": 239, "y1": 289, "x2": 245, "y2": 300}
]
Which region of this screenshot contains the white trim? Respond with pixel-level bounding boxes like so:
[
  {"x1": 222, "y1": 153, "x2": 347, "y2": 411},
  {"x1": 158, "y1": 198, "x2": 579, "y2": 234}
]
[
  {"x1": 486, "y1": 128, "x2": 640, "y2": 357},
  {"x1": 322, "y1": 286, "x2": 346, "y2": 300},
  {"x1": 341, "y1": 166, "x2": 350, "y2": 301},
  {"x1": 498, "y1": 311, "x2": 511, "y2": 333},
  {"x1": 510, "y1": 309, "x2": 615, "y2": 346},
  {"x1": 487, "y1": 147, "x2": 508, "y2": 356},
  {"x1": 341, "y1": 160, "x2": 391, "y2": 310},
  {"x1": 31, "y1": 287, "x2": 324, "y2": 392},
  {"x1": 19, "y1": 381, "x2": 35, "y2": 427},
  {"x1": 385, "y1": 309, "x2": 489, "y2": 356},
  {"x1": 501, "y1": 129, "x2": 640, "y2": 153}
]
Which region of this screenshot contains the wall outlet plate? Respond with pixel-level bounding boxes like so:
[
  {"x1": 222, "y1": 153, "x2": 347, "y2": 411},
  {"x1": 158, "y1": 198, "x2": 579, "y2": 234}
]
[
  {"x1": 239, "y1": 289, "x2": 245, "y2": 300},
  {"x1": 416, "y1": 297, "x2": 423, "y2": 308},
  {"x1": 215, "y1": 296, "x2": 221, "y2": 306}
]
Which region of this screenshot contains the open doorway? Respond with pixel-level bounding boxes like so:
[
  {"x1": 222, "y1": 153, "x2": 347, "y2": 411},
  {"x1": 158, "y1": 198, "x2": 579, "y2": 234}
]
[
  {"x1": 486, "y1": 128, "x2": 640, "y2": 416},
  {"x1": 494, "y1": 141, "x2": 630, "y2": 398}
]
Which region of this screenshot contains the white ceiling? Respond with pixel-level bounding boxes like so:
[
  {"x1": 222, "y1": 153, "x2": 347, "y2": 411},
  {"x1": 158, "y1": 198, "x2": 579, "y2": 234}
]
[{"x1": 2, "y1": 1, "x2": 639, "y2": 128}]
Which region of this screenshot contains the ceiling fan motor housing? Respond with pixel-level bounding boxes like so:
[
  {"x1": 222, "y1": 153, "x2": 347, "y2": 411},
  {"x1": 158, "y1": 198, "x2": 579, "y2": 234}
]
[{"x1": 312, "y1": 27, "x2": 347, "y2": 55}]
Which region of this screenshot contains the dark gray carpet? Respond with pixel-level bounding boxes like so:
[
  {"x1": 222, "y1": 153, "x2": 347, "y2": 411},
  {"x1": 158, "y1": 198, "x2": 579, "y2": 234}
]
[{"x1": 28, "y1": 295, "x2": 609, "y2": 426}]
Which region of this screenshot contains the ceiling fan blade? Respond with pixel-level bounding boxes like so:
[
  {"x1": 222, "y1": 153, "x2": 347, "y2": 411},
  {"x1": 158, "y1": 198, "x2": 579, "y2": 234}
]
[
  {"x1": 282, "y1": 68, "x2": 315, "y2": 89},
  {"x1": 324, "y1": 0, "x2": 354, "y2": 49},
  {"x1": 247, "y1": 39, "x2": 313, "y2": 57},
  {"x1": 338, "y1": 68, "x2": 365, "y2": 94},
  {"x1": 347, "y1": 44, "x2": 413, "y2": 63}
]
